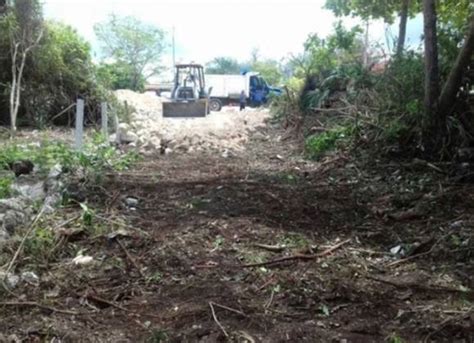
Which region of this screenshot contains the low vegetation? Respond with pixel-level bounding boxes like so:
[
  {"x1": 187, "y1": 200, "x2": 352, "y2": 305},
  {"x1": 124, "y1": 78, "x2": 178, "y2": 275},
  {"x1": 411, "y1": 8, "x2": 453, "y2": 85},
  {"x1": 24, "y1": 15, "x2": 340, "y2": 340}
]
[{"x1": 0, "y1": 133, "x2": 138, "y2": 199}]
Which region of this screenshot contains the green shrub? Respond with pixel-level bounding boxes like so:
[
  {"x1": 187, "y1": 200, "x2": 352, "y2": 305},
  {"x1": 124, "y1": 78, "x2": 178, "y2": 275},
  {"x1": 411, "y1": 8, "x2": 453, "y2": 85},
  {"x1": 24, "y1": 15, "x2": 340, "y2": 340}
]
[{"x1": 305, "y1": 127, "x2": 350, "y2": 159}]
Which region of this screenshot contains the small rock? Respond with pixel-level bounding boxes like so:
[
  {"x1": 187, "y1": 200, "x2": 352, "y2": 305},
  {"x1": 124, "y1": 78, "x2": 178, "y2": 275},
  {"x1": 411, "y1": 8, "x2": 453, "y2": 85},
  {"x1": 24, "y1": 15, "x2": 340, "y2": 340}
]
[
  {"x1": 73, "y1": 255, "x2": 94, "y2": 265},
  {"x1": 450, "y1": 220, "x2": 464, "y2": 229},
  {"x1": 122, "y1": 132, "x2": 139, "y2": 144},
  {"x1": 43, "y1": 194, "x2": 61, "y2": 214},
  {"x1": 109, "y1": 133, "x2": 118, "y2": 144},
  {"x1": 48, "y1": 164, "x2": 63, "y2": 179},
  {"x1": 2, "y1": 208, "x2": 29, "y2": 235},
  {"x1": 21, "y1": 271, "x2": 40, "y2": 285},
  {"x1": 0, "y1": 227, "x2": 10, "y2": 245},
  {"x1": 9, "y1": 160, "x2": 34, "y2": 177},
  {"x1": 390, "y1": 245, "x2": 404, "y2": 256},
  {"x1": 221, "y1": 149, "x2": 232, "y2": 158},
  {"x1": 316, "y1": 321, "x2": 326, "y2": 328},
  {"x1": 0, "y1": 271, "x2": 20, "y2": 289},
  {"x1": 11, "y1": 181, "x2": 46, "y2": 202},
  {"x1": 125, "y1": 197, "x2": 139, "y2": 208}
]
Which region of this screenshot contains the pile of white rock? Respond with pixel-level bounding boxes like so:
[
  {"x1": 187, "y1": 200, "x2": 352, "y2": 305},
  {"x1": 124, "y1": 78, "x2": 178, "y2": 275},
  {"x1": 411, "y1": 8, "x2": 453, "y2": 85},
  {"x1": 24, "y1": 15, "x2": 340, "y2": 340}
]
[{"x1": 113, "y1": 90, "x2": 270, "y2": 155}]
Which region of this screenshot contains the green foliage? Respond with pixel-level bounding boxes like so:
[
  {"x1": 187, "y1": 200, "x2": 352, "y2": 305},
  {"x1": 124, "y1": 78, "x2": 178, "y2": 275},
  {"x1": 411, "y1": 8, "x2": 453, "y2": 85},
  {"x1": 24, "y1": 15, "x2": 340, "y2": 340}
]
[
  {"x1": 24, "y1": 20, "x2": 103, "y2": 127},
  {"x1": 0, "y1": 2, "x2": 106, "y2": 127},
  {"x1": 24, "y1": 227, "x2": 55, "y2": 262},
  {"x1": 80, "y1": 203, "x2": 94, "y2": 227},
  {"x1": 206, "y1": 56, "x2": 241, "y2": 74},
  {"x1": 0, "y1": 134, "x2": 138, "y2": 181},
  {"x1": 251, "y1": 60, "x2": 283, "y2": 85},
  {"x1": 305, "y1": 128, "x2": 350, "y2": 159},
  {"x1": 0, "y1": 174, "x2": 13, "y2": 198},
  {"x1": 146, "y1": 329, "x2": 168, "y2": 343},
  {"x1": 387, "y1": 333, "x2": 405, "y2": 343},
  {"x1": 94, "y1": 14, "x2": 166, "y2": 91},
  {"x1": 376, "y1": 52, "x2": 424, "y2": 116},
  {"x1": 97, "y1": 61, "x2": 145, "y2": 92}
]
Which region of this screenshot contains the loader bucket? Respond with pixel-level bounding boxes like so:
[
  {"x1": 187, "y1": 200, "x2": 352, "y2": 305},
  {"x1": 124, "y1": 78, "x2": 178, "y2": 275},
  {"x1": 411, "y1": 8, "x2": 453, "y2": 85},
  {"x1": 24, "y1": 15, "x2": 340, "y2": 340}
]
[{"x1": 162, "y1": 100, "x2": 208, "y2": 118}]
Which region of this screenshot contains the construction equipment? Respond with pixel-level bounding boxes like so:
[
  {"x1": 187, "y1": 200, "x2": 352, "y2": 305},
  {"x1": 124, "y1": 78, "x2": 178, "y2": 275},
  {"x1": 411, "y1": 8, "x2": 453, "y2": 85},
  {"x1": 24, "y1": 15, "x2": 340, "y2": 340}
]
[{"x1": 162, "y1": 63, "x2": 209, "y2": 118}]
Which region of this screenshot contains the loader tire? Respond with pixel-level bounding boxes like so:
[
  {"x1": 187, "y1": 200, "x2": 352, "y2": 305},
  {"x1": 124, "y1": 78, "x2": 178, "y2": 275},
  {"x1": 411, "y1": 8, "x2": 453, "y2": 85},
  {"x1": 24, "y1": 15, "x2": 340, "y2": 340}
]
[{"x1": 209, "y1": 99, "x2": 222, "y2": 112}]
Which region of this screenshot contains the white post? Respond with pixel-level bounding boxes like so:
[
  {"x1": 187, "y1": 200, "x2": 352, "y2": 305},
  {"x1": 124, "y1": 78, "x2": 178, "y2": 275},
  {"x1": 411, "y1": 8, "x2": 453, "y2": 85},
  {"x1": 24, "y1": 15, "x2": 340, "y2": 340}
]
[
  {"x1": 101, "y1": 102, "x2": 108, "y2": 138},
  {"x1": 112, "y1": 107, "x2": 120, "y2": 144},
  {"x1": 75, "y1": 99, "x2": 84, "y2": 150}
]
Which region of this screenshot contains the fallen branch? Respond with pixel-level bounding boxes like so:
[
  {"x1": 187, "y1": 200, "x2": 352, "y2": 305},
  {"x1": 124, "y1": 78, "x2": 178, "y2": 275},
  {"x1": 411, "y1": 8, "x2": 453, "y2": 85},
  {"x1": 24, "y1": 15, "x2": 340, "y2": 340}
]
[
  {"x1": 253, "y1": 243, "x2": 285, "y2": 253},
  {"x1": 4, "y1": 207, "x2": 45, "y2": 276},
  {"x1": 210, "y1": 302, "x2": 247, "y2": 317},
  {"x1": 0, "y1": 301, "x2": 82, "y2": 316},
  {"x1": 85, "y1": 293, "x2": 130, "y2": 313},
  {"x1": 241, "y1": 239, "x2": 350, "y2": 268},
  {"x1": 209, "y1": 302, "x2": 228, "y2": 338},
  {"x1": 365, "y1": 276, "x2": 473, "y2": 295},
  {"x1": 81, "y1": 292, "x2": 161, "y2": 319},
  {"x1": 116, "y1": 238, "x2": 145, "y2": 278}
]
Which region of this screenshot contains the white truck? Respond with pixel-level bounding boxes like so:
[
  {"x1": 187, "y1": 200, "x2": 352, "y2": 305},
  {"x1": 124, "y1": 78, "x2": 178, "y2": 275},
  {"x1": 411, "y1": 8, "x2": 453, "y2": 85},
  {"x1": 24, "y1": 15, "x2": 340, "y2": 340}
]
[{"x1": 205, "y1": 72, "x2": 281, "y2": 111}]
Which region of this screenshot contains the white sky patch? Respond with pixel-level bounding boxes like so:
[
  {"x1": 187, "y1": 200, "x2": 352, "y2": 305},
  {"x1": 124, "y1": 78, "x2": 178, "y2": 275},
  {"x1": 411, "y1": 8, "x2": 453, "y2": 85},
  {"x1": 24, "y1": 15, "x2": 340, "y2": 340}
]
[{"x1": 43, "y1": 0, "x2": 423, "y2": 78}]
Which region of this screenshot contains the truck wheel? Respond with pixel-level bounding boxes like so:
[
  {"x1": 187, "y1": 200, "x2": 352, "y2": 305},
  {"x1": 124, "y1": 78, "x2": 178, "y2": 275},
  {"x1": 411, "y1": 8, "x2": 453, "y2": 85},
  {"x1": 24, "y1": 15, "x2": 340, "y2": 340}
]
[{"x1": 209, "y1": 99, "x2": 222, "y2": 112}]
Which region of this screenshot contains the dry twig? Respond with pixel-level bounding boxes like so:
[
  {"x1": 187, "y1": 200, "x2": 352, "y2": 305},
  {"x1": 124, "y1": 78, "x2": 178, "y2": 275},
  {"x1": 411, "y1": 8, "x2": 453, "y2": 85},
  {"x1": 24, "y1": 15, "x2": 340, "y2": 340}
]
[
  {"x1": 4, "y1": 207, "x2": 45, "y2": 276},
  {"x1": 209, "y1": 302, "x2": 228, "y2": 338},
  {"x1": 116, "y1": 238, "x2": 145, "y2": 278}
]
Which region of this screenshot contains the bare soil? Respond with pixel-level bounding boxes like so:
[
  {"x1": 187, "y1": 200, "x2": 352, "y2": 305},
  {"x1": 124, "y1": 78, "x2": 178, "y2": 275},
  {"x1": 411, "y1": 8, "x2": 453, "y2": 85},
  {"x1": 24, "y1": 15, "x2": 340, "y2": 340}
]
[{"x1": 1, "y1": 121, "x2": 473, "y2": 342}]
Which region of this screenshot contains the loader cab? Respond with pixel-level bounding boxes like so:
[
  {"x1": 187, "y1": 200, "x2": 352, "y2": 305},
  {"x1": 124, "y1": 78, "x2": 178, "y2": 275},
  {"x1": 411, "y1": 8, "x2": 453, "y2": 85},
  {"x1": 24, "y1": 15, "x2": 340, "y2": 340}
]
[
  {"x1": 171, "y1": 64, "x2": 208, "y2": 101},
  {"x1": 163, "y1": 63, "x2": 210, "y2": 118}
]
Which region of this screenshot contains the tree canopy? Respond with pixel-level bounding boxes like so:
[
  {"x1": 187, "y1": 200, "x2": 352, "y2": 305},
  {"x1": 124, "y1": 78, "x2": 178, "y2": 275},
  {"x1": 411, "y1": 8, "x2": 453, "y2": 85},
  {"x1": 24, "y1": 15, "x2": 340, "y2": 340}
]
[
  {"x1": 94, "y1": 14, "x2": 166, "y2": 91},
  {"x1": 205, "y1": 57, "x2": 242, "y2": 75}
]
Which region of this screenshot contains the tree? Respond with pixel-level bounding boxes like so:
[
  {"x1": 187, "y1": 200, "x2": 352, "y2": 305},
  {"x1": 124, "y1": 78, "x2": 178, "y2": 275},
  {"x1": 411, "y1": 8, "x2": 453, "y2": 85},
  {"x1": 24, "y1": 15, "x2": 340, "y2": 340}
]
[
  {"x1": 94, "y1": 14, "x2": 166, "y2": 91},
  {"x1": 6, "y1": 0, "x2": 43, "y2": 134},
  {"x1": 25, "y1": 20, "x2": 100, "y2": 125},
  {"x1": 97, "y1": 61, "x2": 145, "y2": 91},
  {"x1": 422, "y1": 0, "x2": 440, "y2": 139},
  {"x1": 205, "y1": 57, "x2": 241, "y2": 74},
  {"x1": 421, "y1": 0, "x2": 474, "y2": 149},
  {"x1": 251, "y1": 60, "x2": 283, "y2": 86},
  {"x1": 397, "y1": 0, "x2": 410, "y2": 55},
  {"x1": 324, "y1": 0, "x2": 420, "y2": 54}
]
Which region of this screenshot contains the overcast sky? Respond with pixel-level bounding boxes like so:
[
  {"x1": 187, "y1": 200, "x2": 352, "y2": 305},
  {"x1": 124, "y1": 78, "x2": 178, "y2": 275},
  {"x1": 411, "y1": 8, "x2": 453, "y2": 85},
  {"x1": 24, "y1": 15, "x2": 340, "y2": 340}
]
[{"x1": 43, "y1": 0, "x2": 423, "y2": 67}]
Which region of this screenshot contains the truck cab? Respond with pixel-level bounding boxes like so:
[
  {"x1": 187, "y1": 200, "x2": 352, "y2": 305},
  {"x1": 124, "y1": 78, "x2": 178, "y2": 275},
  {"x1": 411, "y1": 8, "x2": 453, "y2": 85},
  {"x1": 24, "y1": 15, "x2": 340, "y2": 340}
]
[
  {"x1": 248, "y1": 74, "x2": 282, "y2": 106},
  {"x1": 205, "y1": 72, "x2": 282, "y2": 111}
]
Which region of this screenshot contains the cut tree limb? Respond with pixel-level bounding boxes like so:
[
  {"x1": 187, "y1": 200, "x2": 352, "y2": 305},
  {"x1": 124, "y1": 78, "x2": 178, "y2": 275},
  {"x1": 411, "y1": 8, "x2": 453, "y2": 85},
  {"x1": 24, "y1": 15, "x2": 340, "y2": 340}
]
[{"x1": 241, "y1": 239, "x2": 350, "y2": 268}]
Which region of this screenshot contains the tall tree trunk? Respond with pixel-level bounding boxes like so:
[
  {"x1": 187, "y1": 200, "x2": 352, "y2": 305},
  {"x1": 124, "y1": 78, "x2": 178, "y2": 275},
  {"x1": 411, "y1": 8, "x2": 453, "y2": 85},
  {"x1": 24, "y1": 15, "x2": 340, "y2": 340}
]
[
  {"x1": 396, "y1": 0, "x2": 410, "y2": 55},
  {"x1": 422, "y1": 0, "x2": 441, "y2": 146},
  {"x1": 438, "y1": 15, "x2": 474, "y2": 117}
]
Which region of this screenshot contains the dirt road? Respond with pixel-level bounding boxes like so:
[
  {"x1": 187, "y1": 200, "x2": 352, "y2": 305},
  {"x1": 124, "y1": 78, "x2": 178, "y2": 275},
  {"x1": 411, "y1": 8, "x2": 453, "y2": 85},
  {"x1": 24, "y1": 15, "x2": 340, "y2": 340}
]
[{"x1": 1, "y1": 120, "x2": 473, "y2": 342}]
